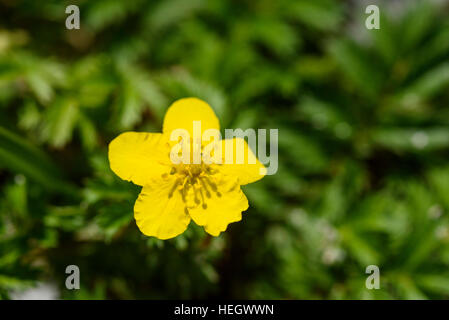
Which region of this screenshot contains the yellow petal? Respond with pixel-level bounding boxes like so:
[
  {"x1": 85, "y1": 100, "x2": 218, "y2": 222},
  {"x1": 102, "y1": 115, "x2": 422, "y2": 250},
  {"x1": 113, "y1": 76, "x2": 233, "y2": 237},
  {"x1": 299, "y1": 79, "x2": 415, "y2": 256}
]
[
  {"x1": 217, "y1": 138, "x2": 267, "y2": 185},
  {"x1": 162, "y1": 98, "x2": 220, "y2": 139},
  {"x1": 108, "y1": 132, "x2": 171, "y2": 186},
  {"x1": 189, "y1": 176, "x2": 249, "y2": 236},
  {"x1": 134, "y1": 176, "x2": 191, "y2": 239}
]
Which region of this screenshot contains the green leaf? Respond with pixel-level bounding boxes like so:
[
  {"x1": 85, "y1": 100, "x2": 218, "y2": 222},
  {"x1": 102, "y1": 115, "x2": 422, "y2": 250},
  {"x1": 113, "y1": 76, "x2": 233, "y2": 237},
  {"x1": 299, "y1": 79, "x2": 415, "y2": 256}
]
[
  {"x1": 40, "y1": 98, "x2": 79, "y2": 148},
  {"x1": 145, "y1": 0, "x2": 206, "y2": 31},
  {"x1": 340, "y1": 227, "x2": 380, "y2": 266},
  {"x1": 0, "y1": 126, "x2": 75, "y2": 195},
  {"x1": 328, "y1": 39, "x2": 383, "y2": 98},
  {"x1": 372, "y1": 127, "x2": 449, "y2": 151},
  {"x1": 277, "y1": 128, "x2": 328, "y2": 173},
  {"x1": 77, "y1": 114, "x2": 98, "y2": 151},
  {"x1": 398, "y1": 63, "x2": 449, "y2": 105},
  {"x1": 284, "y1": 0, "x2": 343, "y2": 31},
  {"x1": 399, "y1": 1, "x2": 435, "y2": 53},
  {"x1": 417, "y1": 275, "x2": 449, "y2": 296}
]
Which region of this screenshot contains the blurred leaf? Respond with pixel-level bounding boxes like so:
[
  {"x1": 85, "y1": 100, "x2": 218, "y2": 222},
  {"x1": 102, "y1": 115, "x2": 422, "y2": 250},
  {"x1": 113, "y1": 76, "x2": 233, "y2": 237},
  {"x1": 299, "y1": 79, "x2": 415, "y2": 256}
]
[
  {"x1": 398, "y1": 63, "x2": 449, "y2": 105},
  {"x1": 145, "y1": 0, "x2": 206, "y2": 31},
  {"x1": 372, "y1": 127, "x2": 449, "y2": 151},
  {"x1": 328, "y1": 39, "x2": 383, "y2": 98},
  {"x1": 40, "y1": 98, "x2": 79, "y2": 148},
  {"x1": 416, "y1": 275, "x2": 449, "y2": 297},
  {"x1": 284, "y1": 0, "x2": 343, "y2": 31},
  {"x1": 0, "y1": 126, "x2": 75, "y2": 194}
]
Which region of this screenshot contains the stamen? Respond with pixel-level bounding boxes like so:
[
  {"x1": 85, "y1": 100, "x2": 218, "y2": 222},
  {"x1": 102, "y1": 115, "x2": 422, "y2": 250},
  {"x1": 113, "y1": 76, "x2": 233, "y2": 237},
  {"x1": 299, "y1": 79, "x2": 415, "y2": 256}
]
[
  {"x1": 199, "y1": 189, "x2": 207, "y2": 209},
  {"x1": 168, "y1": 178, "x2": 182, "y2": 198},
  {"x1": 193, "y1": 186, "x2": 201, "y2": 204},
  {"x1": 180, "y1": 178, "x2": 191, "y2": 203},
  {"x1": 199, "y1": 178, "x2": 211, "y2": 198},
  {"x1": 203, "y1": 176, "x2": 218, "y2": 192},
  {"x1": 206, "y1": 167, "x2": 218, "y2": 175},
  {"x1": 203, "y1": 176, "x2": 222, "y2": 197},
  {"x1": 179, "y1": 189, "x2": 186, "y2": 203},
  {"x1": 166, "y1": 163, "x2": 222, "y2": 206},
  {"x1": 228, "y1": 182, "x2": 238, "y2": 192}
]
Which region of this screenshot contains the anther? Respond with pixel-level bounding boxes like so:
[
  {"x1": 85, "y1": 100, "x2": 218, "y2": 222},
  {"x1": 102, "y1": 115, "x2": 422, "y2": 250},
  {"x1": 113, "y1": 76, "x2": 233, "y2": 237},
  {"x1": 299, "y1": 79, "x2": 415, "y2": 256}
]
[
  {"x1": 228, "y1": 182, "x2": 238, "y2": 192},
  {"x1": 199, "y1": 189, "x2": 206, "y2": 206},
  {"x1": 199, "y1": 178, "x2": 211, "y2": 198},
  {"x1": 206, "y1": 167, "x2": 218, "y2": 175},
  {"x1": 180, "y1": 178, "x2": 191, "y2": 203},
  {"x1": 168, "y1": 178, "x2": 182, "y2": 198},
  {"x1": 203, "y1": 177, "x2": 218, "y2": 192},
  {"x1": 193, "y1": 186, "x2": 200, "y2": 204}
]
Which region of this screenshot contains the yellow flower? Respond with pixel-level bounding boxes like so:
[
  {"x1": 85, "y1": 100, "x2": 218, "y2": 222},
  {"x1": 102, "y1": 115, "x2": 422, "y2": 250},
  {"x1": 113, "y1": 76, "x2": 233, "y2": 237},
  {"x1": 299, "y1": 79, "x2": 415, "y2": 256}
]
[{"x1": 108, "y1": 97, "x2": 266, "y2": 239}]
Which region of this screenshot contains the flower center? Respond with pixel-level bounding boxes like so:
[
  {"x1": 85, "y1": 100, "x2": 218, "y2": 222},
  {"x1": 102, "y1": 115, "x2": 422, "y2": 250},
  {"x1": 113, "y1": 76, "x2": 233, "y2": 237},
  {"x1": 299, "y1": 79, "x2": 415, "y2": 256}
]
[{"x1": 162, "y1": 163, "x2": 221, "y2": 210}]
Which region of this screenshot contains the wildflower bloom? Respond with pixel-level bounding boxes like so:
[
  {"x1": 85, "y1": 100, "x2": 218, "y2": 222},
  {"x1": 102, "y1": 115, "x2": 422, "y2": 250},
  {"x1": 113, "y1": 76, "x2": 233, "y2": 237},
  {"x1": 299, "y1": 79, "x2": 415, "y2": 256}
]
[{"x1": 108, "y1": 97, "x2": 266, "y2": 239}]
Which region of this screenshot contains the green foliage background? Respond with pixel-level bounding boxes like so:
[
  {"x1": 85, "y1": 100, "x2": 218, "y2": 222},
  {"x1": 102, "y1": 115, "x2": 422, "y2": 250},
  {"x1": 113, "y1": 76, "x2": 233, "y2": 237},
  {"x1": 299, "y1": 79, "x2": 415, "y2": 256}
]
[{"x1": 1, "y1": 0, "x2": 449, "y2": 299}]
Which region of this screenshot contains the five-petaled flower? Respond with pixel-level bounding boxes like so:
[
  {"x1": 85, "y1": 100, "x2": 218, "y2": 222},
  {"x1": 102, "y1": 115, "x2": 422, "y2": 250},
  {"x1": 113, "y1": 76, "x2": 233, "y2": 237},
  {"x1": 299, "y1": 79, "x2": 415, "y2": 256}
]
[{"x1": 108, "y1": 97, "x2": 266, "y2": 239}]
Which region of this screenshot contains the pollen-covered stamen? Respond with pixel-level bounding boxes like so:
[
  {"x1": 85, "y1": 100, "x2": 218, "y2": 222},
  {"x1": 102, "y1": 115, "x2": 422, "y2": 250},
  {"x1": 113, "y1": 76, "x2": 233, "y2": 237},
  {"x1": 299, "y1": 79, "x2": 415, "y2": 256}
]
[
  {"x1": 199, "y1": 177, "x2": 211, "y2": 198},
  {"x1": 202, "y1": 176, "x2": 222, "y2": 197},
  {"x1": 166, "y1": 163, "x2": 222, "y2": 209},
  {"x1": 168, "y1": 178, "x2": 182, "y2": 198},
  {"x1": 205, "y1": 166, "x2": 219, "y2": 175},
  {"x1": 199, "y1": 189, "x2": 207, "y2": 209},
  {"x1": 179, "y1": 179, "x2": 190, "y2": 203},
  {"x1": 193, "y1": 185, "x2": 201, "y2": 204}
]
